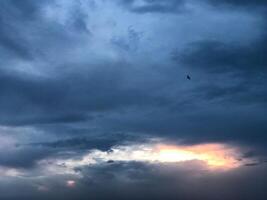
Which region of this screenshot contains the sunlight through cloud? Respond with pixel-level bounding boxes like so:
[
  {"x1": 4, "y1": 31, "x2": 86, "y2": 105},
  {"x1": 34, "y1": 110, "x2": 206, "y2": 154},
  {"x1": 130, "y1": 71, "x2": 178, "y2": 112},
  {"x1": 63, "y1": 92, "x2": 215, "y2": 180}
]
[{"x1": 51, "y1": 142, "x2": 247, "y2": 174}]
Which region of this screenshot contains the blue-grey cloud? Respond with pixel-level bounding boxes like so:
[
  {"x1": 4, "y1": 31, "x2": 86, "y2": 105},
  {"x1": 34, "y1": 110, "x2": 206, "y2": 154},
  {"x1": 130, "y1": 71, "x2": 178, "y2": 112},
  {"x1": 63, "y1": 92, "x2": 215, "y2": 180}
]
[
  {"x1": 117, "y1": 0, "x2": 186, "y2": 14},
  {"x1": 0, "y1": 0, "x2": 267, "y2": 199}
]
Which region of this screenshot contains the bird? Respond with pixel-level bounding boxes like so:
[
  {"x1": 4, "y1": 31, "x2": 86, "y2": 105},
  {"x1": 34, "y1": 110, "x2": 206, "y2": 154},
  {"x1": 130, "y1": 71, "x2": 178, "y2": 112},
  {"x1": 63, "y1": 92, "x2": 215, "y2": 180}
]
[{"x1": 186, "y1": 75, "x2": 191, "y2": 80}]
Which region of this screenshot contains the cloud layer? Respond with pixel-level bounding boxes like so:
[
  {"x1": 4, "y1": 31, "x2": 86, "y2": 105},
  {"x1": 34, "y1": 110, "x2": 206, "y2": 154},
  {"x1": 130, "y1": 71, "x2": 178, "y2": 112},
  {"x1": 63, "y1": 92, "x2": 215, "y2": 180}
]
[{"x1": 0, "y1": 0, "x2": 266, "y2": 199}]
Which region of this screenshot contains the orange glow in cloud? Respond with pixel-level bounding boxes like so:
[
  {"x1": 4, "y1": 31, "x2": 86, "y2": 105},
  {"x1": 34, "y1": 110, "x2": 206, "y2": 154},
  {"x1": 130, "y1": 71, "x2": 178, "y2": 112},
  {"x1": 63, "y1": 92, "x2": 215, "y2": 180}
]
[
  {"x1": 155, "y1": 143, "x2": 240, "y2": 169},
  {"x1": 54, "y1": 142, "x2": 245, "y2": 174}
]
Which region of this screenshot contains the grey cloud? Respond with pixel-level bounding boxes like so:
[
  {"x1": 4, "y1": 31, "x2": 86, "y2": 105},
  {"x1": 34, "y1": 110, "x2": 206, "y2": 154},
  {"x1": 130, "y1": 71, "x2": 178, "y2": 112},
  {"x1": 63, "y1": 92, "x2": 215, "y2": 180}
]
[
  {"x1": 0, "y1": 0, "x2": 267, "y2": 199},
  {"x1": 118, "y1": 0, "x2": 186, "y2": 14},
  {"x1": 111, "y1": 27, "x2": 142, "y2": 52},
  {"x1": 0, "y1": 0, "x2": 90, "y2": 64},
  {"x1": 30, "y1": 133, "x2": 142, "y2": 151},
  {"x1": 0, "y1": 146, "x2": 53, "y2": 168},
  {"x1": 172, "y1": 29, "x2": 267, "y2": 107},
  {"x1": 0, "y1": 0, "x2": 54, "y2": 60},
  {"x1": 46, "y1": 162, "x2": 267, "y2": 200},
  {"x1": 1, "y1": 160, "x2": 267, "y2": 200},
  {"x1": 206, "y1": 0, "x2": 267, "y2": 8},
  {"x1": 0, "y1": 65, "x2": 171, "y2": 126},
  {"x1": 177, "y1": 38, "x2": 267, "y2": 74}
]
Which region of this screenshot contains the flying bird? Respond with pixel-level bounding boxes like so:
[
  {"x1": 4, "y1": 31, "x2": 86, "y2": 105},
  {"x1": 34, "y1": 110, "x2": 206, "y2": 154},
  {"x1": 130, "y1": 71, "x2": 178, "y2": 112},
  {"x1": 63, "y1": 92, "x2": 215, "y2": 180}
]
[{"x1": 187, "y1": 75, "x2": 191, "y2": 80}]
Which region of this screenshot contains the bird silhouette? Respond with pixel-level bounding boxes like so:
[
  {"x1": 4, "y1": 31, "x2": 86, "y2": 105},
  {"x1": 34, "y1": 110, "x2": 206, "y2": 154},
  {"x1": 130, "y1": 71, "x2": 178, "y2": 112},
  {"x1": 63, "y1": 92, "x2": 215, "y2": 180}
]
[{"x1": 187, "y1": 75, "x2": 191, "y2": 80}]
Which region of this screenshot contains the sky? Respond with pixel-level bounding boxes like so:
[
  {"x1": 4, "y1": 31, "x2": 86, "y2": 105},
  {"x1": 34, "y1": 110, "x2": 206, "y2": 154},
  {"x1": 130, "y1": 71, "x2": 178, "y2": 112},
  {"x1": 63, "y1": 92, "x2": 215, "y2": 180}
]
[{"x1": 0, "y1": 0, "x2": 267, "y2": 199}]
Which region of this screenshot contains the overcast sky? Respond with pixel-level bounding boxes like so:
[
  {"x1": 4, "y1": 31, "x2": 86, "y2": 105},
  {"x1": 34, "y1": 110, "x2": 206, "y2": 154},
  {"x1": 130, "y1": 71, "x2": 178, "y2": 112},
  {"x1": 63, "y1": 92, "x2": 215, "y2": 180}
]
[{"x1": 0, "y1": 0, "x2": 267, "y2": 199}]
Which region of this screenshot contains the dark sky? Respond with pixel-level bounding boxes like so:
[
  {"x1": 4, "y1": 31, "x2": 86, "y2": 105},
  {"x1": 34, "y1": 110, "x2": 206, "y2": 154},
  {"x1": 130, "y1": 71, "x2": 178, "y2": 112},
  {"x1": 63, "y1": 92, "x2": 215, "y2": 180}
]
[{"x1": 0, "y1": 0, "x2": 267, "y2": 199}]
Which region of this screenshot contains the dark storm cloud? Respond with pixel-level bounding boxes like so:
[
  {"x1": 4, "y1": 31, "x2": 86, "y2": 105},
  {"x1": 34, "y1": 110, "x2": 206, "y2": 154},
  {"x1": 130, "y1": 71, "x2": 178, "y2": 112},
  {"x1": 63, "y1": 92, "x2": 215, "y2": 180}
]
[
  {"x1": 33, "y1": 137, "x2": 115, "y2": 151},
  {"x1": 0, "y1": 146, "x2": 53, "y2": 168},
  {"x1": 0, "y1": 65, "x2": 170, "y2": 126},
  {"x1": 172, "y1": 22, "x2": 267, "y2": 106},
  {"x1": 0, "y1": 0, "x2": 264, "y2": 146},
  {"x1": 206, "y1": 0, "x2": 267, "y2": 8},
  {"x1": 167, "y1": 20, "x2": 267, "y2": 147},
  {"x1": 23, "y1": 161, "x2": 265, "y2": 200},
  {"x1": 30, "y1": 133, "x2": 143, "y2": 151},
  {"x1": 0, "y1": 134, "x2": 135, "y2": 169},
  {"x1": 191, "y1": 82, "x2": 267, "y2": 106},
  {"x1": 178, "y1": 38, "x2": 267, "y2": 74},
  {"x1": 0, "y1": 70, "x2": 79, "y2": 126},
  {"x1": 105, "y1": 105, "x2": 267, "y2": 147},
  {"x1": 118, "y1": 0, "x2": 186, "y2": 13},
  {"x1": 2, "y1": 161, "x2": 267, "y2": 200},
  {"x1": 0, "y1": 0, "x2": 166, "y2": 128},
  {"x1": 0, "y1": 0, "x2": 45, "y2": 60},
  {"x1": 0, "y1": 0, "x2": 267, "y2": 199},
  {"x1": 0, "y1": 0, "x2": 265, "y2": 153},
  {"x1": 0, "y1": 0, "x2": 89, "y2": 63}
]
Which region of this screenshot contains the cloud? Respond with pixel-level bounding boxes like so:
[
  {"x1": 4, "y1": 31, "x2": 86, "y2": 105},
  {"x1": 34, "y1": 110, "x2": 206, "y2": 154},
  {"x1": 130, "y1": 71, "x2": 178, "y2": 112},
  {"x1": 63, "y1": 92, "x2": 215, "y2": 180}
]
[
  {"x1": 1, "y1": 142, "x2": 266, "y2": 199},
  {"x1": 30, "y1": 133, "x2": 142, "y2": 151},
  {"x1": 117, "y1": 0, "x2": 186, "y2": 14},
  {"x1": 8, "y1": 161, "x2": 264, "y2": 200},
  {"x1": 0, "y1": 146, "x2": 53, "y2": 168},
  {"x1": 177, "y1": 38, "x2": 267, "y2": 74},
  {"x1": 206, "y1": 0, "x2": 267, "y2": 8},
  {"x1": 111, "y1": 27, "x2": 142, "y2": 52},
  {"x1": 0, "y1": 0, "x2": 267, "y2": 198}
]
